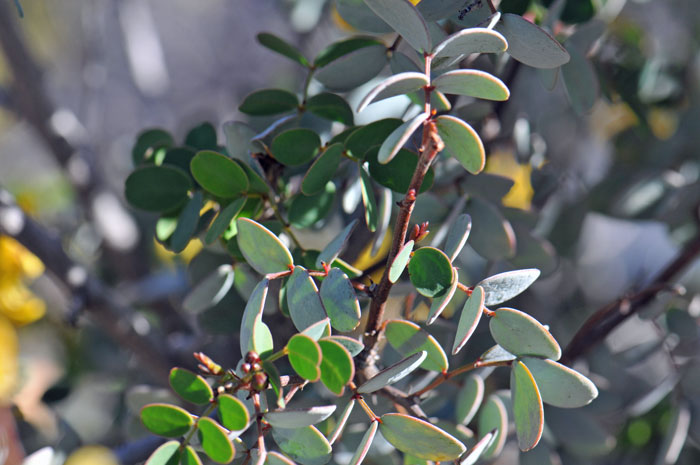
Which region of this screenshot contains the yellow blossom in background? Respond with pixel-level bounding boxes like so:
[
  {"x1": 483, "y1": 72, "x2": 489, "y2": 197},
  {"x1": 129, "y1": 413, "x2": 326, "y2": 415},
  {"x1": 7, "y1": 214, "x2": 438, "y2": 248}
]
[
  {"x1": 485, "y1": 150, "x2": 534, "y2": 210},
  {"x1": 64, "y1": 445, "x2": 119, "y2": 465},
  {"x1": 0, "y1": 315, "x2": 19, "y2": 401}
]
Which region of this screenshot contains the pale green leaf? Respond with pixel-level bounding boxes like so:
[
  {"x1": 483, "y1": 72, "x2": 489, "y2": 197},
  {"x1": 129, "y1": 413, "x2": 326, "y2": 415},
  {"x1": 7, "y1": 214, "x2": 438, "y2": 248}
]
[{"x1": 511, "y1": 360, "x2": 543, "y2": 451}]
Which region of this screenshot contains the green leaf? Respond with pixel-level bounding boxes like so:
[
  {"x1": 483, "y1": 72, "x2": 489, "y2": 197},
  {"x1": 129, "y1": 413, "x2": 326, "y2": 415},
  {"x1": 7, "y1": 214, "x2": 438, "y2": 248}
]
[
  {"x1": 379, "y1": 413, "x2": 466, "y2": 461},
  {"x1": 364, "y1": 0, "x2": 431, "y2": 52},
  {"x1": 257, "y1": 33, "x2": 309, "y2": 67},
  {"x1": 266, "y1": 451, "x2": 297, "y2": 465},
  {"x1": 133, "y1": 128, "x2": 174, "y2": 165},
  {"x1": 145, "y1": 440, "x2": 181, "y2": 465},
  {"x1": 190, "y1": 151, "x2": 249, "y2": 198},
  {"x1": 301, "y1": 318, "x2": 331, "y2": 340},
  {"x1": 265, "y1": 406, "x2": 337, "y2": 428},
  {"x1": 204, "y1": 198, "x2": 246, "y2": 244},
  {"x1": 316, "y1": 219, "x2": 358, "y2": 268},
  {"x1": 161, "y1": 147, "x2": 196, "y2": 176},
  {"x1": 125, "y1": 165, "x2": 193, "y2": 212},
  {"x1": 287, "y1": 334, "x2": 322, "y2": 382},
  {"x1": 236, "y1": 160, "x2": 269, "y2": 194},
  {"x1": 426, "y1": 267, "x2": 457, "y2": 325},
  {"x1": 239, "y1": 279, "x2": 274, "y2": 358},
  {"x1": 170, "y1": 192, "x2": 203, "y2": 253},
  {"x1": 169, "y1": 368, "x2": 213, "y2": 405},
  {"x1": 496, "y1": 13, "x2": 570, "y2": 68},
  {"x1": 315, "y1": 43, "x2": 388, "y2": 92},
  {"x1": 357, "y1": 72, "x2": 428, "y2": 113},
  {"x1": 520, "y1": 357, "x2": 598, "y2": 408},
  {"x1": 271, "y1": 129, "x2": 321, "y2": 166},
  {"x1": 198, "y1": 417, "x2": 235, "y2": 464},
  {"x1": 181, "y1": 446, "x2": 203, "y2": 465},
  {"x1": 287, "y1": 266, "x2": 328, "y2": 331},
  {"x1": 218, "y1": 394, "x2": 250, "y2": 431},
  {"x1": 357, "y1": 351, "x2": 427, "y2": 394},
  {"x1": 466, "y1": 197, "x2": 516, "y2": 260},
  {"x1": 443, "y1": 213, "x2": 472, "y2": 262},
  {"x1": 561, "y1": 42, "x2": 598, "y2": 114},
  {"x1": 511, "y1": 360, "x2": 543, "y2": 451},
  {"x1": 349, "y1": 420, "x2": 378, "y2": 465},
  {"x1": 288, "y1": 182, "x2": 336, "y2": 228},
  {"x1": 141, "y1": 403, "x2": 193, "y2": 437},
  {"x1": 478, "y1": 395, "x2": 508, "y2": 459},
  {"x1": 302, "y1": 143, "x2": 344, "y2": 196},
  {"x1": 432, "y1": 70, "x2": 509, "y2": 101},
  {"x1": 477, "y1": 268, "x2": 541, "y2": 306},
  {"x1": 408, "y1": 247, "x2": 454, "y2": 298},
  {"x1": 222, "y1": 121, "x2": 256, "y2": 161},
  {"x1": 359, "y1": 164, "x2": 378, "y2": 232},
  {"x1": 271, "y1": 425, "x2": 332, "y2": 465},
  {"x1": 377, "y1": 113, "x2": 428, "y2": 164},
  {"x1": 185, "y1": 122, "x2": 217, "y2": 150},
  {"x1": 329, "y1": 400, "x2": 355, "y2": 444},
  {"x1": 314, "y1": 37, "x2": 385, "y2": 67},
  {"x1": 389, "y1": 240, "x2": 414, "y2": 283},
  {"x1": 327, "y1": 335, "x2": 364, "y2": 357},
  {"x1": 318, "y1": 338, "x2": 354, "y2": 395},
  {"x1": 384, "y1": 319, "x2": 448, "y2": 371},
  {"x1": 452, "y1": 285, "x2": 484, "y2": 355},
  {"x1": 236, "y1": 218, "x2": 294, "y2": 275},
  {"x1": 436, "y1": 115, "x2": 485, "y2": 174},
  {"x1": 456, "y1": 374, "x2": 484, "y2": 425},
  {"x1": 239, "y1": 89, "x2": 299, "y2": 116},
  {"x1": 345, "y1": 118, "x2": 402, "y2": 160},
  {"x1": 319, "y1": 268, "x2": 361, "y2": 332},
  {"x1": 432, "y1": 27, "x2": 507, "y2": 60},
  {"x1": 306, "y1": 93, "x2": 354, "y2": 125},
  {"x1": 460, "y1": 429, "x2": 496, "y2": 465},
  {"x1": 489, "y1": 308, "x2": 561, "y2": 360},
  {"x1": 335, "y1": 0, "x2": 392, "y2": 33},
  {"x1": 366, "y1": 148, "x2": 435, "y2": 194},
  {"x1": 262, "y1": 360, "x2": 285, "y2": 408},
  {"x1": 478, "y1": 344, "x2": 517, "y2": 364}
]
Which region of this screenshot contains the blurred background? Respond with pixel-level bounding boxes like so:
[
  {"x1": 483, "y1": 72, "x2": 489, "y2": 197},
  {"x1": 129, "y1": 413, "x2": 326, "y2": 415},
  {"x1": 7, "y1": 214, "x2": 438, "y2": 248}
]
[{"x1": 1, "y1": 0, "x2": 700, "y2": 464}]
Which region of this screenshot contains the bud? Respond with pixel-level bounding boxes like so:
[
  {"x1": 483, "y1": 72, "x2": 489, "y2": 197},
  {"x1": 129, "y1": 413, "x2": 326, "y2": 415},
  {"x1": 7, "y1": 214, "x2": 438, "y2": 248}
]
[
  {"x1": 193, "y1": 352, "x2": 222, "y2": 375},
  {"x1": 245, "y1": 351, "x2": 260, "y2": 365},
  {"x1": 241, "y1": 362, "x2": 252, "y2": 374},
  {"x1": 252, "y1": 372, "x2": 268, "y2": 391}
]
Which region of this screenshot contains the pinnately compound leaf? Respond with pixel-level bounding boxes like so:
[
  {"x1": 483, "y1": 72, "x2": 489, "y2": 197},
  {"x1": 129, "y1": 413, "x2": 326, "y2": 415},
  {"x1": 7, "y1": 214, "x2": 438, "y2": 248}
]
[
  {"x1": 489, "y1": 308, "x2": 561, "y2": 360},
  {"x1": 379, "y1": 413, "x2": 466, "y2": 461},
  {"x1": 477, "y1": 268, "x2": 541, "y2": 306},
  {"x1": 357, "y1": 351, "x2": 427, "y2": 394},
  {"x1": 453, "y1": 285, "x2": 485, "y2": 355},
  {"x1": 236, "y1": 218, "x2": 293, "y2": 275},
  {"x1": 511, "y1": 360, "x2": 544, "y2": 451}
]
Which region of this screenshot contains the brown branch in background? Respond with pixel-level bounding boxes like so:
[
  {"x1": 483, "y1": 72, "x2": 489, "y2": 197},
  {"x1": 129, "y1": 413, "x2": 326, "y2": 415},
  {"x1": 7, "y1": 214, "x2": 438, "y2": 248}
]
[
  {"x1": 0, "y1": 190, "x2": 172, "y2": 381},
  {"x1": 562, "y1": 231, "x2": 700, "y2": 364}
]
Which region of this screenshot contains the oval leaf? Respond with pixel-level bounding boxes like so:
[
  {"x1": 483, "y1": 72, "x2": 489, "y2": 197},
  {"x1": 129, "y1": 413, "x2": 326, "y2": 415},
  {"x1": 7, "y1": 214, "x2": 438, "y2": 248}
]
[
  {"x1": 366, "y1": 147, "x2": 435, "y2": 194},
  {"x1": 170, "y1": 191, "x2": 203, "y2": 253},
  {"x1": 432, "y1": 70, "x2": 509, "y2": 101},
  {"x1": 145, "y1": 440, "x2": 180, "y2": 465},
  {"x1": 169, "y1": 368, "x2": 213, "y2": 405},
  {"x1": 408, "y1": 247, "x2": 454, "y2": 298},
  {"x1": 271, "y1": 129, "x2": 321, "y2": 166},
  {"x1": 306, "y1": 93, "x2": 354, "y2": 125},
  {"x1": 315, "y1": 44, "x2": 388, "y2": 92},
  {"x1": 125, "y1": 165, "x2": 192, "y2": 212},
  {"x1": 385, "y1": 319, "x2": 448, "y2": 372},
  {"x1": 496, "y1": 13, "x2": 570, "y2": 68},
  {"x1": 239, "y1": 89, "x2": 299, "y2": 116},
  {"x1": 357, "y1": 72, "x2": 428, "y2": 113},
  {"x1": 478, "y1": 344, "x2": 517, "y2": 364},
  {"x1": 349, "y1": 420, "x2": 378, "y2": 465},
  {"x1": 511, "y1": 360, "x2": 543, "y2": 451},
  {"x1": 239, "y1": 279, "x2": 274, "y2": 358},
  {"x1": 377, "y1": 112, "x2": 428, "y2": 164},
  {"x1": 183, "y1": 264, "x2": 235, "y2": 313},
  {"x1": 198, "y1": 417, "x2": 235, "y2": 464},
  {"x1": 456, "y1": 374, "x2": 485, "y2": 425},
  {"x1": 327, "y1": 336, "x2": 364, "y2": 357},
  {"x1": 364, "y1": 0, "x2": 431, "y2": 52},
  {"x1": 287, "y1": 266, "x2": 328, "y2": 331},
  {"x1": 319, "y1": 268, "x2": 361, "y2": 332},
  {"x1": 236, "y1": 218, "x2": 294, "y2": 275},
  {"x1": 181, "y1": 446, "x2": 203, "y2": 465},
  {"x1": 191, "y1": 151, "x2": 249, "y2": 198},
  {"x1": 452, "y1": 285, "x2": 485, "y2": 355},
  {"x1": 287, "y1": 334, "x2": 322, "y2": 382},
  {"x1": 379, "y1": 413, "x2": 466, "y2": 461},
  {"x1": 318, "y1": 338, "x2": 354, "y2": 396},
  {"x1": 478, "y1": 396, "x2": 508, "y2": 459},
  {"x1": 426, "y1": 267, "x2": 458, "y2": 325},
  {"x1": 521, "y1": 357, "x2": 598, "y2": 408},
  {"x1": 477, "y1": 268, "x2": 541, "y2": 306},
  {"x1": 389, "y1": 240, "x2": 414, "y2": 283},
  {"x1": 288, "y1": 182, "x2": 336, "y2": 228},
  {"x1": 316, "y1": 219, "x2": 358, "y2": 268},
  {"x1": 561, "y1": 42, "x2": 598, "y2": 114},
  {"x1": 257, "y1": 33, "x2": 309, "y2": 67},
  {"x1": 466, "y1": 197, "x2": 516, "y2": 260},
  {"x1": 436, "y1": 115, "x2": 485, "y2": 174},
  {"x1": 357, "y1": 351, "x2": 427, "y2": 394},
  {"x1": 444, "y1": 213, "x2": 472, "y2": 262},
  {"x1": 265, "y1": 406, "x2": 337, "y2": 429},
  {"x1": 433, "y1": 27, "x2": 507, "y2": 60},
  {"x1": 489, "y1": 308, "x2": 561, "y2": 360},
  {"x1": 302, "y1": 143, "x2": 344, "y2": 196},
  {"x1": 345, "y1": 118, "x2": 402, "y2": 160},
  {"x1": 204, "y1": 198, "x2": 246, "y2": 244},
  {"x1": 218, "y1": 394, "x2": 250, "y2": 431},
  {"x1": 141, "y1": 403, "x2": 193, "y2": 438},
  {"x1": 271, "y1": 425, "x2": 331, "y2": 465}
]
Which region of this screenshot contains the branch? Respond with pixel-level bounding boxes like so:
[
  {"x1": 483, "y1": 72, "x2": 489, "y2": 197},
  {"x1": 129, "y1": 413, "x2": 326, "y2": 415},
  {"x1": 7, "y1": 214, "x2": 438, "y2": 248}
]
[{"x1": 0, "y1": 189, "x2": 172, "y2": 381}]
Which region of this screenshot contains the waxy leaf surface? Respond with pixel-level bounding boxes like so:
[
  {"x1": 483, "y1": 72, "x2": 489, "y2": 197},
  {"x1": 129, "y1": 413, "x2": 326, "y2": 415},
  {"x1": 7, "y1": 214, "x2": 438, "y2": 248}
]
[
  {"x1": 379, "y1": 413, "x2": 466, "y2": 461},
  {"x1": 319, "y1": 268, "x2": 361, "y2": 332},
  {"x1": 433, "y1": 70, "x2": 509, "y2": 101},
  {"x1": 287, "y1": 266, "x2": 328, "y2": 331},
  {"x1": 364, "y1": 0, "x2": 431, "y2": 52},
  {"x1": 456, "y1": 374, "x2": 485, "y2": 425},
  {"x1": 496, "y1": 13, "x2": 570, "y2": 68},
  {"x1": 287, "y1": 334, "x2": 322, "y2": 382},
  {"x1": 444, "y1": 213, "x2": 472, "y2": 262},
  {"x1": 433, "y1": 27, "x2": 507, "y2": 60},
  {"x1": 408, "y1": 247, "x2": 454, "y2": 298},
  {"x1": 204, "y1": 199, "x2": 246, "y2": 245},
  {"x1": 302, "y1": 143, "x2": 343, "y2": 196},
  {"x1": 477, "y1": 268, "x2": 540, "y2": 306},
  {"x1": 306, "y1": 93, "x2": 354, "y2": 125},
  {"x1": 271, "y1": 425, "x2": 332, "y2": 465},
  {"x1": 357, "y1": 72, "x2": 428, "y2": 113},
  {"x1": 478, "y1": 396, "x2": 508, "y2": 459},
  {"x1": 377, "y1": 113, "x2": 428, "y2": 164},
  {"x1": 426, "y1": 268, "x2": 457, "y2": 324},
  {"x1": 169, "y1": 368, "x2": 213, "y2": 405},
  {"x1": 239, "y1": 279, "x2": 273, "y2": 358},
  {"x1": 145, "y1": 440, "x2": 180, "y2": 465},
  {"x1": 349, "y1": 420, "x2": 378, "y2": 465},
  {"x1": 521, "y1": 357, "x2": 598, "y2": 408},
  {"x1": 511, "y1": 360, "x2": 544, "y2": 451},
  {"x1": 236, "y1": 219, "x2": 293, "y2": 275},
  {"x1": 190, "y1": 151, "x2": 249, "y2": 198},
  {"x1": 389, "y1": 240, "x2": 414, "y2": 283},
  {"x1": 436, "y1": 115, "x2": 485, "y2": 174},
  {"x1": 141, "y1": 403, "x2": 193, "y2": 438},
  {"x1": 490, "y1": 308, "x2": 561, "y2": 360},
  {"x1": 218, "y1": 394, "x2": 249, "y2": 431},
  {"x1": 318, "y1": 338, "x2": 354, "y2": 395},
  {"x1": 198, "y1": 417, "x2": 235, "y2": 464},
  {"x1": 272, "y1": 129, "x2": 321, "y2": 166},
  {"x1": 385, "y1": 319, "x2": 448, "y2": 371},
  {"x1": 265, "y1": 406, "x2": 337, "y2": 429}
]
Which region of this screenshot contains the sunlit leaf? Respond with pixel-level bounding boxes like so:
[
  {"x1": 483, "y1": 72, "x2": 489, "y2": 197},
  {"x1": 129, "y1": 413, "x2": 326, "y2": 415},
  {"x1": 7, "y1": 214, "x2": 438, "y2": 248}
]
[
  {"x1": 349, "y1": 421, "x2": 378, "y2": 465},
  {"x1": 389, "y1": 240, "x2": 414, "y2": 283},
  {"x1": 477, "y1": 268, "x2": 540, "y2": 306},
  {"x1": 364, "y1": 0, "x2": 431, "y2": 52},
  {"x1": 408, "y1": 247, "x2": 454, "y2": 298},
  {"x1": 190, "y1": 151, "x2": 249, "y2": 198},
  {"x1": 385, "y1": 319, "x2": 448, "y2": 371},
  {"x1": 271, "y1": 425, "x2": 332, "y2": 465},
  {"x1": 319, "y1": 268, "x2": 361, "y2": 332},
  {"x1": 357, "y1": 72, "x2": 428, "y2": 113},
  {"x1": 169, "y1": 368, "x2": 213, "y2": 405},
  {"x1": 432, "y1": 27, "x2": 507, "y2": 60},
  {"x1": 236, "y1": 219, "x2": 294, "y2": 275},
  {"x1": 489, "y1": 308, "x2": 561, "y2": 360},
  {"x1": 329, "y1": 400, "x2": 356, "y2": 445},
  {"x1": 432, "y1": 70, "x2": 509, "y2": 101},
  {"x1": 239, "y1": 279, "x2": 274, "y2": 358},
  {"x1": 125, "y1": 165, "x2": 192, "y2": 212},
  {"x1": 436, "y1": 116, "x2": 485, "y2": 174},
  {"x1": 327, "y1": 336, "x2": 364, "y2": 357},
  {"x1": 145, "y1": 440, "x2": 180, "y2": 465},
  {"x1": 377, "y1": 113, "x2": 428, "y2": 164},
  {"x1": 265, "y1": 406, "x2": 337, "y2": 429},
  {"x1": 141, "y1": 403, "x2": 193, "y2": 438},
  {"x1": 520, "y1": 357, "x2": 598, "y2": 408},
  {"x1": 204, "y1": 198, "x2": 246, "y2": 244},
  {"x1": 379, "y1": 413, "x2": 466, "y2": 461},
  {"x1": 198, "y1": 417, "x2": 235, "y2": 464},
  {"x1": 301, "y1": 318, "x2": 331, "y2": 341},
  {"x1": 287, "y1": 266, "x2": 328, "y2": 331},
  {"x1": 511, "y1": 360, "x2": 543, "y2": 451},
  {"x1": 459, "y1": 429, "x2": 495, "y2": 465},
  {"x1": 287, "y1": 334, "x2": 322, "y2": 382},
  {"x1": 181, "y1": 446, "x2": 203, "y2": 465},
  {"x1": 318, "y1": 338, "x2": 354, "y2": 395},
  {"x1": 444, "y1": 213, "x2": 472, "y2": 262},
  {"x1": 478, "y1": 396, "x2": 508, "y2": 459},
  {"x1": 218, "y1": 394, "x2": 249, "y2": 431}
]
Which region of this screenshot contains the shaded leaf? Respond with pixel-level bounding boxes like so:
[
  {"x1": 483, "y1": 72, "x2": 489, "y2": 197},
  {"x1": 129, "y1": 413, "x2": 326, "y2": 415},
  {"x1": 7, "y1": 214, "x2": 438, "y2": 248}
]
[
  {"x1": 141, "y1": 403, "x2": 193, "y2": 438},
  {"x1": 198, "y1": 417, "x2": 235, "y2": 464},
  {"x1": 496, "y1": 13, "x2": 570, "y2": 68},
  {"x1": 345, "y1": 118, "x2": 402, "y2": 160},
  {"x1": 262, "y1": 360, "x2": 285, "y2": 408},
  {"x1": 181, "y1": 446, "x2": 203, "y2": 465},
  {"x1": 561, "y1": 42, "x2": 599, "y2": 114},
  {"x1": 287, "y1": 266, "x2": 328, "y2": 331},
  {"x1": 385, "y1": 319, "x2": 448, "y2": 371},
  {"x1": 444, "y1": 213, "x2": 472, "y2": 262},
  {"x1": 459, "y1": 429, "x2": 495, "y2": 465},
  {"x1": 436, "y1": 116, "x2": 485, "y2": 174},
  {"x1": 266, "y1": 451, "x2": 297, "y2": 465},
  {"x1": 287, "y1": 334, "x2": 322, "y2": 382},
  {"x1": 408, "y1": 247, "x2": 454, "y2": 298},
  {"x1": 319, "y1": 268, "x2": 361, "y2": 332},
  {"x1": 318, "y1": 338, "x2": 354, "y2": 395},
  {"x1": 466, "y1": 197, "x2": 516, "y2": 260},
  {"x1": 654, "y1": 402, "x2": 690, "y2": 465},
  {"x1": 222, "y1": 121, "x2": 256, "y2": 162},
  {"x1": 379, "y1": 413, "x2": 466, "y2": 461},
  {"x1": 427, "y1": 268, "x2": 458, "y2": 324},
  {"x1": 477, "y1": 268, "x2": 540, "y2": 306},
  {"x1": 511, "y1": 360, "x2": 543, "y2": 451},
  {"x1": 170, "y1": 191, "x2": 203, "y2": 253},
  {"x1": 433, "y1": 27, "x2": 507, "y2": 60},
  {"x1": 306, "y1": 93, "x2": 354, "y2": 125},
  {"x1": 185, "y1": 123, "x2": 218, "y2": 151},
  {"x1": 329, "y1": 400, "x2": 355, "y2": 445},
  {"x1": 300, "y1": 318, "x2": 331, "y2": 341},
  {"x1": 366, "y1": 148, "x2": 434, "y2": 194},
  {"x1": 314, "y1": 37, "x2": 385, "y2": 67},
  {"x1": 239, "y1": 279, "x2": 274, "y2": 358},
  {"x1": 133, "y1": 128, "x2": 174, "y2": 165},
  {"x1": 357, "y1": 72, "x2": 428, "y2": 113},
  {"x1": 236, "y1": 218, "x2": 294, "y2": 275},
  {"x1": 432, "y1": 70, "x2": 509, "y2": 101},
  {"x1": 315, "y1": 44, "x2": 387, "y2": 92},
  {"x1": 265, "y1": 406, "x2": 337, "y2": 429},
  {"x1": 302, "y1": 143, "x2": 343, "y2": 196},
  {"x1": 364, "y1": 0, "x2": 431, "y2": 52},
  {"x1": 257, "y1": 33, "x2": 309, "y2": 67},
  {"x1": 169, "y1": 368, "x2": 213, "y2": 405},
  {"x1": 349, "y1": 421, "x2": 378, "y2": 465},
  {"x1": 478, "y1": 396, "x2": 508, "y2": 459},
  {"x1": 357, "y1": 351, "x2": 427, "y2": 394},
  {"x1": 489, "y1": 308, "x2": 561, "y2": 360},
  {"x1": 377, "y1": 113, "x2": 428, "y2": 164},
  {"x1": 452, "y1": 286, "x2": 485, "y2": 355},
  {"x1": 218, "y1": 394, "x2": 250, "y2": 431},
  {"x1": 145, "y1": 440, "x2": 180, "y2": 465},
  {"x1": 239, "y1": 89, "x2": 299, "y2": 116},
  {"x1": 271, "y1": 425, "x2": 332, "y2": 465},
  {"x1": 190, "y1": 151, "x2": 249, "y2": 198},
  {"x1": 521, "y1": 357, "x2": 598, "y2": 408},
  {"x1": 288, "y1": 182, "x2": 336, "y2": 228},
  {"x1": 327, "y1": 336, "x2": 364, "y2": 357},
  {"x1": 359, "y1": 164, "x2": 378, "y2": 232},
  {"x1": 271, "y1": 129, "x2": 321, "y2": 166},
  {"x1": 456, "y1": 374, "x2": 485, "y2": 425},
  {"x1": 316, "y1": 219, "x2": 358, "y2": 268},
  {"x1": 390, "y1": 240, "x2": 414, "y2": 283},
  {"x1": 204, "y1": 198, "x2": 246, "y2": 244},
  {"x1": 125, "y1": 165, "x2": 192, "y2": 212},
  {"x1": 183, "y1": 264, "x2": 235, "y2": 313}
]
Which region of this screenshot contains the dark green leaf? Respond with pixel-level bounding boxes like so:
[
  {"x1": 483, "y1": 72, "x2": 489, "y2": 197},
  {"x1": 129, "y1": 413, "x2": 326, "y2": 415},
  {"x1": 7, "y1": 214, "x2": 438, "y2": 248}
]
[
  {"x1": 496, "y1": 13, "x2": 570, "y2": 68},
  {"x1": 359, "y1": 164, "x2": 378, "y2": 232},
  {"x1": 436, "y1": 115, "x2": 485, "y2": 174},
  {"x1": 306, "y1": 93, "x2": 354, "y2": 125},
  {"x1": 222, "y1": 121, "x2": 257, "y2": 162},
  {"x1": 181, "y1": 446, "x2": 203, "y2": 465},
  {"x1": 271, "y1": 129, "x2": 321, "y2": 166},
  {"x1": 287, "y1": 334, "x2": 322, "y2": 382},
  {"x1": 236, "y1": 218, "x2": 294, "y2": 275},
  {"x1": 541, "y1": 0, "x2": 595, "y2": 23},
  {"x1": 561, "y1": 42, "x2": 598, "y2": 114},
  {"x1": 169, "y1": 368, "x2": 213, "y2": 405},
  {"x1": 204, "y1": 198, "x2": 246, "y2": 245},
  {"x1": 185, "y1": 122, "x2": 218, "y2": 151},
  {"x1": 452, "y1": 285, "x2": 484, "y2": 355},
  {"x1": 466, "y1": 197, "x2": 516, "y2": 260},
  {"x1": 287, "y1": 266, "x2": 328, "y2": 331},
  {"x1": 319, "y1": 268, "x2": 361, "y2": 332},
  {"x1": 357, "y1": 351, "x2": 427, "y2": 394},
  {"x1": 477, "y1": 268, "x2": 541, "y2": 306},
  {"x1": 408, "y1": 247, "x2": 454, "y2": 298},
  {"x1": 315, "y1": 43, "x2": 388, "y2": 91},
  {"x1": 262, "y1": 360, "x2": 284, "y2": 408},
  {"x1": 218, "y1": 394, "x2": 250, "y2": 431},
  {"x1": 345, "y1": 118, "x2": 402, "y2": 160},
  {"x1": 133, "y1": 128, "x2": 174, "y2": 165},
  {"x1": 145, "y1": 440, "x2": 181, "y2": 465},
  {"x1": 288, "y1": 182, "x2": 336, "y2": 228},
  {"x1": 170, "y1": 192, "x2": 203, "y2": 253},
  {"x1": 318, "y1": 338, "x2": 354, "y2": 395},
  {"x1": 141, "y1": 403, "x2": 193, "y2": 438},
  {"x1": 366, "y1": 148, "x2": 434, "y2": 194},
  {"x1": 198, "y1": 417, "x2": 235, "y2": 464},
  {"x1": 364, "y1": 0, "x2": 431, "y2": 52},
  {"x1": 384, "y1": 319, "x2": 448, "y2": 371},
  {"x1": 511, "y1": 360, "x2": 543, "y2": 451},
  {"x1": 239, "y1": 89, "x2": 299, "y2": 116},
  {"x1": 426, "y1": 268, "x2": 457, "y2": 324},
  {"x1": 257, "y1": 33, "x2": 309, "y2": 66},
  {"x1": 520, "y1": 357, "x2": 598, "y2": 408},
  {"x1": 379, "y1": 413, "x2": 466, "y2": 461},
  {"x1": 271, "y1": 425, "x2": 332, "y2": 465},
  {"x1": 489, "y1": 308, "x2": 561, "y2": 360},
  {"x1": 190, "y1": 151, "x2": 249, "y2": 198},
  {"x1": 125, "y1": 165, "x2": 192, "y2": 212},
  {"x1": 161, "y1": 147, "x2": 196, "y2": 175}
]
